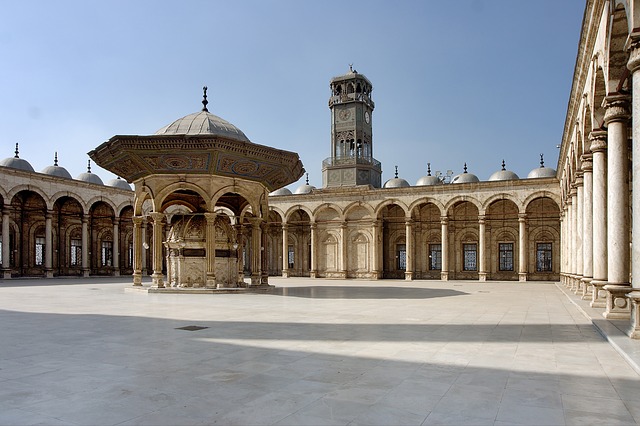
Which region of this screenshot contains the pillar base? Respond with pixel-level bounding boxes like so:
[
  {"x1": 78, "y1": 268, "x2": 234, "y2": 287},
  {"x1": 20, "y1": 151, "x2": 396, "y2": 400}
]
[
  {"x1": 282, "y1": 270, "x2": 289, "y2": 278},
  {"x1": 3, "y1": 269, "x2": 11, "y2": 279},
  {"x1": 603, "y1": 284, "x2": 632, "y2": 319},
  {"x1": 405, "y1": 271, "x2": 414, "y2": 281},
  {"x1": 590, "y1": 280, "x2": 607, "y2": 308},
  {"x1": 581, "y1": 277, "x2": 593, "y2": 300},
  {"x1": 133, "y1": 272, "x2": 143, "y2": 286},
  {"x1": 440, "y1": 271, "x2": 449, "y2": 281},
  {"x1": 518, "y1": 273, "x2": 527, "y2": 282},
  {"x1": 573, "y1": 275, "x2": 584, "y2": 294},
  {"x1": 627, "y1": 292, "x2": 640, "y2": 339},
  {"x1": 310, "y1": 270, "x2": 317, "y2": 278},
  {"x1": 45, "y1": 269, "x2": 53, "y2": 279},
  {"x1": 478, "y1": 272, "x2": 487, "y2": 282},
  {"x1": 83, "y1": 269, "x2": 90, "y2": 278},
  {"x1": 113, "y1": 270, "x2": 120, "y2": 277},
  {"x1": 151, "y1": 273, "x2": 165, "y2": 289}
]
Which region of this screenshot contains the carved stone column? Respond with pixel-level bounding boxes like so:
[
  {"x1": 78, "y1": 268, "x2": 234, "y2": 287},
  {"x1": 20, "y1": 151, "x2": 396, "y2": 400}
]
[
  {"x1": 566, "y1": 194, "x2": 574, "y2": 289},
  {"x1": 478, "y1": 215, "x2": 487, "y2": 282},
  {"x1": 590, "y1": 130, "x2": 608, "y2": 307},
  {"x1": 603, "y1": 96, "x2": 631, "y2": 318},
  {"x1": 249, "y1": 217, "x2": 262, "y2": 286},
  {"x1": 405, "y1": 219, "x2": 414, "y2": 281},
  {"x1": 45, "y1": 210, "x2": 53, "y2": 278},
  {"x1": 204, "y1": 212, "x2": 217, "y2": 288},
  {"x1": 373, "y1": 220, "x2": 382, "y2": 279},
  {"x1": 310, "y1": 221, "x2": 317, "y2": 278},
  {"x1": 559, "y1": 212, "x2": 565, "y2": 285},
  {"x1": 149, "y1": 212, "x2": 165, "y2": 288},
  {"x1": 281, "y1": 223, "x2": 289, "y2": 278},
  {"x1": 260, "y1": 221, "x2": 269, "y2": 285},
  {"x1": 81, "y1": 215, "x2": 90, "y2": 278},
  {"x1": 340, "y1": 221, "x2": 348, "y2": 279},
  {"x1": 141, "y1": 219, "x2": 148, "y2": 275},
  {"x1": 574, "y1": 172, "x2": 584, "y2": 293},
  {"x1": 235, "y1": 224, "x2": 245, "y2": 286},
  {"x1": 132, "y1": 216, "x2": 143, "y2": 286},
  {"x1": 2, "y1": 207, "x2": 11, "y2": 279},
  {"x1": 581, "y1": 154, "x2": 593, "y2": 299},
  {"x1": 518, "y1": 213, "x2": 527, "y2": 282},
  {"x1": 440, "y1": 217, "x2": 449, "y2": 281},
  {"x1": 112, "y1": 218, "x2": 120, "y2": 277}
]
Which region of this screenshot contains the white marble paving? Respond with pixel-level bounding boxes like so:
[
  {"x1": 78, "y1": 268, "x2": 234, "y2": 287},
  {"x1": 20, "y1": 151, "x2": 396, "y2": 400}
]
[{"x1": 0, "y1": 277, "x2": 639, "y2": 425}]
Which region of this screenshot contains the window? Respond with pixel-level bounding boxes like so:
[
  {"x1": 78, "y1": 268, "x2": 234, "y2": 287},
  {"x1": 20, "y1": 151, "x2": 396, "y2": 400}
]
[
  {"x1": 536, "y1": 243, "x2": 553, "y2": 272},
  {"x1": 429, "y1": 244, "x2": 441, "y2": 270},
  {"x1": 397, "y1": 244, "x2": 406, "y2": 270},
  {"x1": 70, "y1": 239, "x2": 81, "y2": 266},
  {"x1": 35, "y1": 237, "x2": 45, "y2": 266},
  {"x1": 288, "y1": 244, "x2": 294, "y2": 269},
  {"x1": 499, "y1": 243, "x2": 514, "y2": 271},
  {"x1": 463, "y1": 243, "x2": 477, "y2": 271},
  {"x1": 101, "y1": 241, "x2": 113, "y2": 267}
]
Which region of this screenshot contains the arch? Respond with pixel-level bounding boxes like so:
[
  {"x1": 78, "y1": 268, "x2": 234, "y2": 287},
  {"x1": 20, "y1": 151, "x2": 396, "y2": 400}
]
[
  {"x1": 343, "y1": 201, "x2": 375, "y2": 221},
  {"x1": 284, "y1": 204, "x2": 314, "y2": 222},
  {"x1": 116, "y1": 202, "x2": 135, "y2": 218},
  {"x1": 592, "y1": 64, "x2": 607, "y2": 128},
  {"x1": 86, "y1": 197, "x2": 118, "y2": 216},
  {"x1": 155, "y1": 181, "x2": 211, "y2": 212},
  {"x1": 7, "y1": 185, "x2": 51, "y2": 209},
  {"x1": 374, "y1": 199, "x2": 409, "y2": 218},
  {"x1": 314, "y1": 204, "x2": 342, "y2": 222},
  {"x1": 444, "y1": 195, "x2": 482, "y2": 216},
  {"x1": 211, "y1": 185, "x2": 262, "y2": 218},
  {"x1": 523, "y1": 192, "x2": 561, "y2": 212},
  {"x1": 606, "y1": 3, "x2": 630, "y2": 90},
  {"x1": 482, "y1": 193, "x2": 522, "y2": 213},
  {"x1": 408, "y1": 197, "x2": 445, "y2": 217},
  {"x1": 267, "y1": 207, "x2": 285, "y2": 223}
]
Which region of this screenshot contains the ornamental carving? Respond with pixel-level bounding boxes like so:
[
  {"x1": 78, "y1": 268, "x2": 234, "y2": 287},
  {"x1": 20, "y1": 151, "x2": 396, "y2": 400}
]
[{"x1": 603, "y1": 97, "x2": 630, "y2": 124}]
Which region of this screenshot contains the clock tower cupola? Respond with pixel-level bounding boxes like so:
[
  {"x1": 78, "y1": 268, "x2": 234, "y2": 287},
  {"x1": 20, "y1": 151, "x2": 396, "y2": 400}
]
[{"x1": 323, "y1": 65, "x2": 381, "y2": 188}]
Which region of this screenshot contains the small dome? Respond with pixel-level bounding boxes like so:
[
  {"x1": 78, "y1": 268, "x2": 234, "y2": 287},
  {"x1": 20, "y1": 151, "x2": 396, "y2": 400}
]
[
  {"x1": 488, "y1": 161, "x2": 519, "y2": 181},
  {"x1": 106, "y1": 177, "x2": 132, "y2": 190},
  {"x1": 527, "y1": 154, "x2": 557, "y2": 179},
  {"x1": 384, "y1": 166, "x2": 410, "y2": 188},
  {"x1": 41, "y1": 153, "x2": 72, "y2": 179},
  {"x1": 415, "y1": 163, "x2": 443, "y2": 186},
  {"x1": 294, "y1": 174, "x2": 315, "y2": 194},
  {"x1": 76, "y1": 160, "x2": 104, "y2": 185},
  {"x1": 451, "y1": 163, "x2": 480, "y2": 184},
  {"x1": 0, "y1": 143, "x2": 34, "y2": 172},
  {"x1": 269, "y1": 187, "x2": 292, "y2": 196}
]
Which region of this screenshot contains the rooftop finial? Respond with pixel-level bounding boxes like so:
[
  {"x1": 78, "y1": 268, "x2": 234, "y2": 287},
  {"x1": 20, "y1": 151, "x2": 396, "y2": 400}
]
[
  {"x1": 540, "y1": 153, "x2": 545, "y2": 167},
  {"x1": 54, "y1": 152, "x2": 58, "y2": 167},
  {"x1": 349, "y1": 63, "x2": 353, "y2": 73},
  {"x1": 87, "y1": 159, "x2": 92, "y2": 173},
  {"x1": 394, "y1": 165, "x2": 399, "y2": 178},
  {"x1": 305, "y1": 173, "x2": 309, "y2": 185},
  {"x1": 14, "y1": 143, "x2": 19, "y2": 158},
  {"x1": 463, "y1": 163, "x2": 468, "y2": 173},
  {"x1": 202, "y1": 86, "x2": 209, "y2": 112},
  {"x1": 427, "y1": 162, "x2": 431, "y2": 176},
  {"x1": 501, "y1": 160, "x2": 506, "y2": 171}
]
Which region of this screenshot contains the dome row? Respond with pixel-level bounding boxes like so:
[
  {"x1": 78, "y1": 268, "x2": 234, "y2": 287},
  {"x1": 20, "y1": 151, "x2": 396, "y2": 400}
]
[{"x1": 0, "y1": 147, "x2": 132, "y2": 191}]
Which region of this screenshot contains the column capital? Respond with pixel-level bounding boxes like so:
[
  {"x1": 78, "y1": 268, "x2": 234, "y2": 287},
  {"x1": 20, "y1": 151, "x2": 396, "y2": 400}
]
[
  {"x1": 518, "y1": 213, "x2": 527, "y2": 222},
  {"x1": 603, "y1": 94, "x2": 630, "y2": 125},
  {"x1": 440, "y1": 216, "x2": 449, "y2": 225},
  {"x1": 627, "y1": 32, "x2": 640, "y2": 73},
  {"x1": 149, "y1": 212, "x2": 165, "y2": 223},
  {"x1": 588, "y1": 130, "x2": 608, "y2": 152},
  {"x1": 580, "y1": 154, "x2": 593, "y2": 172},
  {"x1": 405, "y1": 219, "x2": 414, "y2": 226},
  {"x1": 204, "y1": 212, "x2": 217, "y2": 223},
  {"x1": 132, "y1": 215, "x2": 144, "y2": 225},
  {"x1": 478, "y1": 215, "x2": 486, "y2": 224}
]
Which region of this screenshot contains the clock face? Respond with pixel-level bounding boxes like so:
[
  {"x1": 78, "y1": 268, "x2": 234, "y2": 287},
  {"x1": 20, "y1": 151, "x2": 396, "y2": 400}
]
[
  {"x1": 339, "y1": 109, "x2": 352, "y2": 121},
  {"x1": 364, "y1": 111, "x2": 370, "y2": 123}
]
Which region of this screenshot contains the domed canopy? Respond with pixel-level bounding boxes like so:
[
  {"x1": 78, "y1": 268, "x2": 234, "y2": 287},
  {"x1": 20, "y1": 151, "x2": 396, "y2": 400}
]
[
  {"x1": 106, "y1": 177, "x2": 132, "y2": 190},
  {"x1": 451, "y1": 163, "x2": 480, "y2": 184},
  {"x1": 0, "y1": 143, "x2": 34, "y2": 172},
  {"x1": 416, "y1": 163, "x2": 442, "y2": 186},
  {"x1": 527, "y1": 154, "x2": 557, "y2": 179},
  {"x1": 384, "y1": 166, "x2": 410, "y2": 188},
  {"x1": 155, "y1": 111, "x2": 250, "y2": 142},
  {"x1": 41, "y1": 153, "x2": 72, "y2": 179},
  {"x1": 76, "y1": 160, "x2": 104, "y2": 185},
  {"x1": 269, "y1": 187, "x2": 292, "y2": 196},
  {"x1": 294, "y1": 174, "x2": 316, "y2": 194},
  {"x1": 488, "y1": 160, "x2": 519, "y2": 181}
]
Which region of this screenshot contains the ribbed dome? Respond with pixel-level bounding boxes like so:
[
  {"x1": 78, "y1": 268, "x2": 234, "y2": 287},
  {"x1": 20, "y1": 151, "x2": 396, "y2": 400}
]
[
  {"x1": 269, "y1": 187, "x2": 292, "y2": 196},
  {"x1": 41, "y1": 153, "x2": 72, "y2": 179},
  {"x1": 106, "y1": 177, "x2": 132, "y2": 190},
  {"x1": 451, "y1": 164, "x2": 479, "y2": 184},
  {"x1": 0, "y1": 144, "x2": 34, "y2": 172},
  {"x1": 415, "y1": 164, "x2": 442, "y2": 186},
  {"x1": 76, "y1": 160, "x2": 104, "y2": 185},
  {"x1": 294, "y1": 174, "x2": 315, "y2": 194},
  {"x1": 155, "y1": 110, "x2": 250, "y2": 142},
  {"x1": 527, "y1": 155, "x2": 556, "y2": 179},
  {"x1": 488, "y1": 161, "x2": 519, "y2": 181}
]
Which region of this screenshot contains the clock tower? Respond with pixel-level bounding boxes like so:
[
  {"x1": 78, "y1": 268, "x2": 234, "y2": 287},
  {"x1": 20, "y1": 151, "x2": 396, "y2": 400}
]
[{"x1": 322, "y1": 66, "x2": 382, "y2": 188}]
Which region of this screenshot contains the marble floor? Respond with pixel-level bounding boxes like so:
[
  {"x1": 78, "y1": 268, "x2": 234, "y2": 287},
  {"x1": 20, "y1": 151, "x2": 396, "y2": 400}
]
[{"x1": 1, "y1": 277, "x2": 640, "y2": 425}]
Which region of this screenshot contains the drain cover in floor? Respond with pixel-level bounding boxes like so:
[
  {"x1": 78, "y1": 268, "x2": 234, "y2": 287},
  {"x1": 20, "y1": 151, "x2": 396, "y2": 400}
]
[{"x1": 175, "y1": 325, "x2": 209, "y2": 331}]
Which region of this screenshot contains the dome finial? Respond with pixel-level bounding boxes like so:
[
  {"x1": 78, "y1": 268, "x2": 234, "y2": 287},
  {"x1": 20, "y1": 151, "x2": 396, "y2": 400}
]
[
  {"x1": 87, "y1": 159, "x2": 92, "y2": 173},
  {"x1": 14, "y1": 143, "x2": 19, "y2": 158},
  {"x1": 305, "y1": 173, "x2": 309, "y2": 185},
  {"x1": 540, "y1": 153, "x2": 545, "y2": 167},
  {"x1": 501, "y1": 160, "x2": 506, "y2": 171},
  {"x1": 202, "y1": 86, "x2": 209, "y2": 112},
  {"x1": 394, "y1": 165, "x2": 399, "y2": 178},
  {"x1": 54, "y1": 152, "x2": 58, "y2": 166},
  {"x1": 427, "y1": 162, "x2": 432, "y2": 176},
  {"x1": 463, "y1": 163, "x2": 468, "y2": 174}
]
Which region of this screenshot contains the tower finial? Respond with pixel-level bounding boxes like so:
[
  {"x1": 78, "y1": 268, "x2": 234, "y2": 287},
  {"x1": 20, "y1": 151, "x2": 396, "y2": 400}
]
[
  {"x1": 501, "y1": 160, "x2": 506, "y2": 171},
  {"x1": 394, "y1": 165, "x2": 398, "y2": 178},
  {"x1": 202, "y1": 86, "x2": 209, "y2": 112},
  {"x1": 427, "y1": 162, "x2": 431, "y2": 176},
  {"x1": 463, "y1": 163, "x2": 468, "y2": 173},
  {"x1": 54, "y1": 152, "x2": 58, "y2": 166},
  {"x1": 87, "y1": 159, "x2": 91, "y2": 173},
  {"x1": 14, "y1": 143, "x2": 19, "y2": 158},
  {"x1": 540, "y1": 153, "x2": 545, "y2": 167}
]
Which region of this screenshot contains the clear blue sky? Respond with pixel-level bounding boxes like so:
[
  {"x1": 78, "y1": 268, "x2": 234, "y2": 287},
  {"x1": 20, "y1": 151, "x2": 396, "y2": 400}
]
[{"x1": 0, "y1": 0, "x2": 585, "y2": 189}]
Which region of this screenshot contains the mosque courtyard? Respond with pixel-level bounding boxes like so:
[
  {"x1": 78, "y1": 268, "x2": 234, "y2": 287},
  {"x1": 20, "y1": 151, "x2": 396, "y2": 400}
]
[{"x1": 1, "y1": 278, "x2": 640, "y2": 425}]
